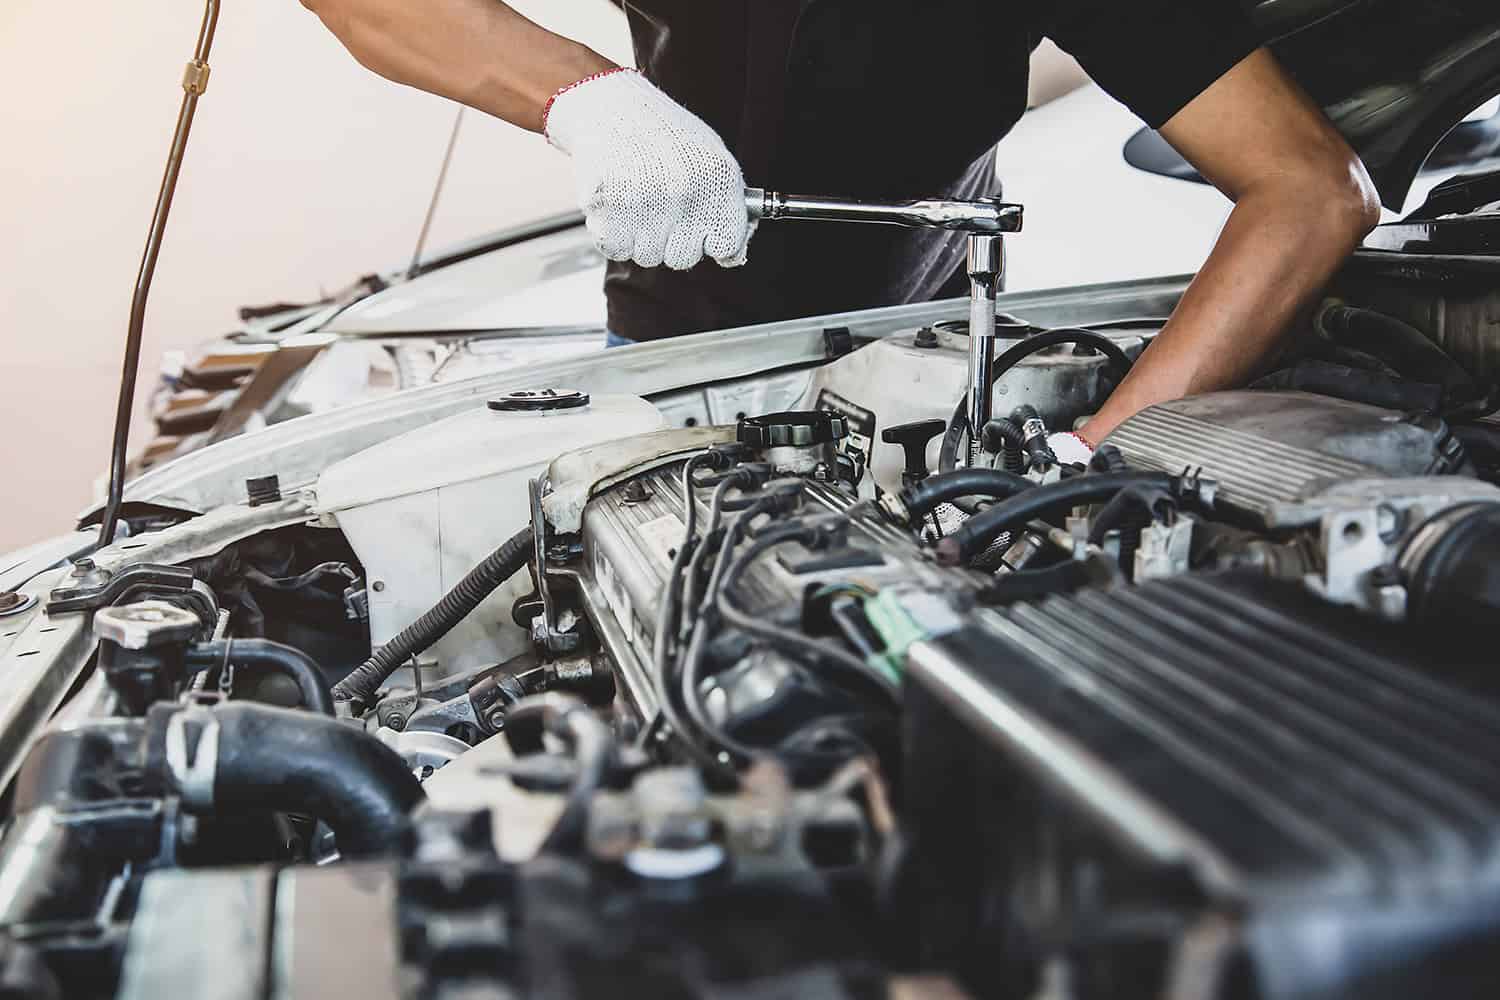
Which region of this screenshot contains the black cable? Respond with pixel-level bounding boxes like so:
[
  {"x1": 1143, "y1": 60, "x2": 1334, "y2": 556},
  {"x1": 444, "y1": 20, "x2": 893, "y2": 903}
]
[
  {"x1": 505, "y1": 694, "x2": 612, "y2": 855},
  {"x1": 332, "y1": 526, "x2": 533, "y2": 707},
  {"x1": 645, "y1": 454, "x2": 738, "y2": 777},
  {"x1": 938, "y1": 328, "x2": 1136, "y2": 473},
  {"x1": 677, "y1": 502, "x2": 792, "y2": 764},
  {"x1": 651, "y1": 455, "x2": 711, "y2": 688},
  {"x1": 716, "y1": 528, "x2": 901, "y2": 705},
  {"x1": 679, "y1": 617, "x2": 766, "y2": 768},
  {"x1": 680, "y1": 476, "x2": 742, "y2": 641},
  {"x1": 678, "y1": 512, "x2": 898, "y2": 767},
  {"x1": 936, "y1": 472, "x2": 1175, "y2": 566},
  {"x1": 975, "y1": 554, "x2": 1119, "y2": 605}
]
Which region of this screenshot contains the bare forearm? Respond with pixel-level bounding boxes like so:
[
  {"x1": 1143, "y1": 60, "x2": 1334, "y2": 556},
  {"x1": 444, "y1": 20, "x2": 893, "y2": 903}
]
[
  {"x1": 1082, "y1": 184, "x2": 1375, "y2": 441},
  {"x1": 302, "y1": 0, "x2": 615, "y2": 131}
]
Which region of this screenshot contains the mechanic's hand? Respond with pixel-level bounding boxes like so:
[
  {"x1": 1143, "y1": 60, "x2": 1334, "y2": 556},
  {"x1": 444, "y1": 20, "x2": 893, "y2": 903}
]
[{"x1": 544, "y1": 69, "x2": 754, "y2": 270}]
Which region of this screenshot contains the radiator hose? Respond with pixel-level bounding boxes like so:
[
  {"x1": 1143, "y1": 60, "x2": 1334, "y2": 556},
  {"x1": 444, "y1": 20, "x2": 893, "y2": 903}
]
[
  {"x1": 154, "y1": 702, "x2": 423, "y2": 858},
  {"x1": 333, "y1": 527, "x2": 534, "y2": 708}
]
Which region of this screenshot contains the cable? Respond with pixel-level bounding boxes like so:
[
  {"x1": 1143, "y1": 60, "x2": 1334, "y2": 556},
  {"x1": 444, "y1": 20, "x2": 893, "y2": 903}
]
[
  {"x1": 938, "y1": 328, "x2": 1135, "y2": 474},
  {"x1": 504, "y1": 694, "x2": 612, "y2": 855},
  {"x1": 678, "y1": 511, "x2": 897, "y2": 768},
  {"x1": 332, "y1": 526, "x2": 534, "y2": 707},
  {"x1": 679, "y1": 476, "x2": 742, "y2": 641},
  {"x1": 975, "y1": 554, "x2": 1118, "y2": 605},
  {"x1": 715, "y1": 528, "x2": 901, "y2": 704},
  {"x1": 646, "y1": 454, "x2": 738, "y2": 777},
  {"x1": 935, "y1": 471, "x2": 1175, "y2": 566}
]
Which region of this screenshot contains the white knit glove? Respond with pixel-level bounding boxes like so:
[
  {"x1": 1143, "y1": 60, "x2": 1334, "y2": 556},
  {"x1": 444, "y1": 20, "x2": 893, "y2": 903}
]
[
  {"x1": 544, "y1": 69, "x2": 754, "y2": 271},
  {"x1": 1047, "y1": 431, "x2": 1095, "y2": 467}
]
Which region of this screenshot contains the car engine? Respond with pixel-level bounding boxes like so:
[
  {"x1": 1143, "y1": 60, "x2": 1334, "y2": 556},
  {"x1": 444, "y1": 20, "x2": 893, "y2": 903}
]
[{"x1": 4, "y1": 294, "x2": 1500, "y2": 1000}]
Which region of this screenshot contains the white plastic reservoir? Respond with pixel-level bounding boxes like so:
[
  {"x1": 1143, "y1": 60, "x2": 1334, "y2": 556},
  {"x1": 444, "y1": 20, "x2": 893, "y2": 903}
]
[{"x1": 316, "y1": 392, "x2": 666, "y2": 681}]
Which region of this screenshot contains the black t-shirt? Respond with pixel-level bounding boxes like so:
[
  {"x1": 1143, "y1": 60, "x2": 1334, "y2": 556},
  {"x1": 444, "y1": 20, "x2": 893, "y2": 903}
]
[{"x1": 608, "y1": 0, "x2": 1260, "y2": 342}]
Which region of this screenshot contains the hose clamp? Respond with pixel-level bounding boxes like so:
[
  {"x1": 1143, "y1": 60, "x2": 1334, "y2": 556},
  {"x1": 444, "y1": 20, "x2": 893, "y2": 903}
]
[{"x1": 165, "y1": 707, "x2": 220, "y2": 810}]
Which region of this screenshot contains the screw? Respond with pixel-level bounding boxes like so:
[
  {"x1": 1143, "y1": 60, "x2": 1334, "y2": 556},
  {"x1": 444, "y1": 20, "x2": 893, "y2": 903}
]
[
  {"x1": 387, "y1": 714, "x2": 406, "y2": 731},
  {"x1": 488, "y1": 712, "x2": 506, "y2": 731},
  {"x1": 371, "y1": 580, "x2": 386, "y2": 593},
  {"x1": 913, "y1": 326, "x2": 938, "y2": 349}
]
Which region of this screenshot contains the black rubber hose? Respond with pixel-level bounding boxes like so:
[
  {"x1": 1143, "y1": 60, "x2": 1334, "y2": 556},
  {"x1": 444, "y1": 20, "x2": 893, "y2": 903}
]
[
  {"x1": 975, "y1": 554, "x2": 1118, "y2": 606},
  {"x1": 1086, "y1": 485, "x2": 1176, "y2": 580},
  {"x1": 185, "y1": 639, "x2": 334, "y2": 716},
  {"x1": 980, "y1": 418, "x2": 1027, "y2": 473},
  {"x1": 203, "y1": 702, "x2": 423, "y2": 858},
  {"x1": 504, "y1": 694, "x2": 611, "y2": 855},
  {"x1": 1318, "y1": 303, "x2": 1477, "y2": 404},
  {"x1": 900, "y1": 468, "x2": 1035, "y2": 521},
  {"x1": 1086, "y1": 485, "x2": 1177, "y2": 547},
  {"x1": 939, "y1": 329, "x2": 1135, "y2": 473},
  {"x1": 936, "y1": 472, "x2": 1175, "y2": 566},
  {"x1": 333, "y1": 526, "x2": 534, "y2": 707}
]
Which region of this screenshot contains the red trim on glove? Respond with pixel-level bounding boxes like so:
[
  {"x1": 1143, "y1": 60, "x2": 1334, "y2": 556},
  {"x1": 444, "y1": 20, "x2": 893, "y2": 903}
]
[{"x1": 542, "y1": 67, "x2": 638, "y2": 139}]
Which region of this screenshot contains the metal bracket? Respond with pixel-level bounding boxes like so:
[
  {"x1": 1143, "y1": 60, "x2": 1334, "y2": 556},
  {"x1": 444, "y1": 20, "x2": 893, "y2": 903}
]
[
  {"x1": 47, "y1": 562, "x2": 217, "y2": 629},
  {"x1": 165, "y1": 707, "x2": 220, "y2": 810},
  {"x1": 528, "y1": 479, "x2": 581, "y2": 654}
]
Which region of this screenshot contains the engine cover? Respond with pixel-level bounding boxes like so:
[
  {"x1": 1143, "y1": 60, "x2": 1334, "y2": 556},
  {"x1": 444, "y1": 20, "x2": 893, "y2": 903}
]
[
  {"x1": 904, "y1": 572, "x2": 1500, "y2": 999},
  {"x1": 1105, "y1": 391, "x2": 1468, "y2": 528}
]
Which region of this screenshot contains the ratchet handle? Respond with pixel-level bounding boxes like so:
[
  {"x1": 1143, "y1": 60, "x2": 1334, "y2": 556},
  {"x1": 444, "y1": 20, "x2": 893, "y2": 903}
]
[{"x1": 746, "y1": 188, "x2": 1022, "y2": 234}]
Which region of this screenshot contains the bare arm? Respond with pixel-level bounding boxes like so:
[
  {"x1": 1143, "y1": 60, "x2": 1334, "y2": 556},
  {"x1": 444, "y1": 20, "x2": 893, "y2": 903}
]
[
  {"x1": 1080, "y1": 49, "x2": 1381, "y2": 442},
  {"x1": 299, "y1": 0, "x2": 616, "y2": 131}
]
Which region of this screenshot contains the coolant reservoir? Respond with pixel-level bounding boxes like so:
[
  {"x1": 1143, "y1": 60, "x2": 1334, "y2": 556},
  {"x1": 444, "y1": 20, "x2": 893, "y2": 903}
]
[{"x1": 316, "y1": 391, "x2": 665, "y2": 682}]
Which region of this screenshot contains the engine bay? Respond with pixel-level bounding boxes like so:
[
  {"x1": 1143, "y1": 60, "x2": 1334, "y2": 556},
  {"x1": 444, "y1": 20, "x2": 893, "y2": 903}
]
[{"x1": 4, "y1": 279, "x2": 1500, "y2": 999}]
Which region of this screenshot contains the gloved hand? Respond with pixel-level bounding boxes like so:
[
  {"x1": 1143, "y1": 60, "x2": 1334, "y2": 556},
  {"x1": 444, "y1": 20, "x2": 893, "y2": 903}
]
[
  {"x1": 1047, "y1": 431, "x2": 1096, "y2": 467},
  {"x1": 544, "y1": 68, "x2": 754, "y2": 271}
]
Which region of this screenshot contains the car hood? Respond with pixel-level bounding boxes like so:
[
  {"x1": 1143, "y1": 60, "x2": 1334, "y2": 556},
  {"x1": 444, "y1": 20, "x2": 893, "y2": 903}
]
[{"x1": 1252, "y1": 0, "x2": 1500, "y2": 207}]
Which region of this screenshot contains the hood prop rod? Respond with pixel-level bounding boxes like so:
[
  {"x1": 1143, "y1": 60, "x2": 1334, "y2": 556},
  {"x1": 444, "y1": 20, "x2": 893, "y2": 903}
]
[{"x1": 97, "y1": 0, "x2": 221, "y2": 549}]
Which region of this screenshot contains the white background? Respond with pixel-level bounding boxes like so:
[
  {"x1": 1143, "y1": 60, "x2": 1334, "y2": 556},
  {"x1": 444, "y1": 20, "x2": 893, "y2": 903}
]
[{"x1": 0, "y1": 1, "x2": 633, "y2": 549}]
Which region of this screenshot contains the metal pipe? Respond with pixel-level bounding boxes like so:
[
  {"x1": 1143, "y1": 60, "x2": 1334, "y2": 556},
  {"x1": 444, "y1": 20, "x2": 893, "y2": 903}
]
[
  {"x1": 98, "y1": 0, "x2": 221, "y2": 548},
  {"x1": 966, "y1": 234, "x2": 1003, "y2": 465},
  {"x1": 746, "y1": 188, "x2": 1022, "y2": 234}
]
